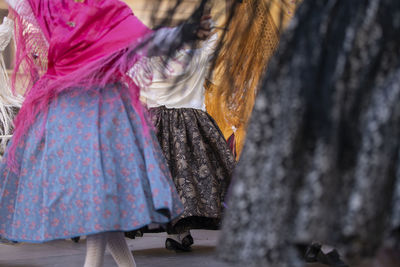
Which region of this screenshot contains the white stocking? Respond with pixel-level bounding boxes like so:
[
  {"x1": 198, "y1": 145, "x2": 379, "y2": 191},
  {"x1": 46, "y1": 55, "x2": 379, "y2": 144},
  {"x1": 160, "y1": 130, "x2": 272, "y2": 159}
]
[
  {"x1": 84, "y1": 233, "x2": 107, "y2": 267},
  {"x1": 107, "y1": 232, "x2": 136, "y2": 267}
]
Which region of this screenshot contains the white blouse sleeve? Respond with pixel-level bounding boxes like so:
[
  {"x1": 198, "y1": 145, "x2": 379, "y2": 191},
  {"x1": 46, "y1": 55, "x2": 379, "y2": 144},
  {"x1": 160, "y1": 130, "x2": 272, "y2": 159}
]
[
  {"x1": 203, "y1": 32, "x2": 218, "y2": 60},
  {"x1": 0, "y1": 17, "x2": 14, "y2": 52},
  {"x1": 129, "y1": 26, "x2": 185, "y2": 88}
]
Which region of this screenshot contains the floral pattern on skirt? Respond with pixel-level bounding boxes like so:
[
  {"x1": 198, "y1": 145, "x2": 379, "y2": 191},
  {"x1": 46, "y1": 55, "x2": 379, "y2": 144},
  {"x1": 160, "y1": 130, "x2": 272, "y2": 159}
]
[
  {"x1": 149, "y1": 106, "x2": 235, "y2": 233},
  {"x1": 0, "y1": 84, "x2": 183, "y2": 242}
]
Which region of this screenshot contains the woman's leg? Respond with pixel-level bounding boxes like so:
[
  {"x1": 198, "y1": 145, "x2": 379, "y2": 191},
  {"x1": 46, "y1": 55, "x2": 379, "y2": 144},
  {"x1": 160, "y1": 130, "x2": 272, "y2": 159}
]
[
  {"x1": 107, "y1": 231, "x2": 136, "y2": 267},
  {"x1": 84, "y1": 233, "x2": 107, "y2": 267}
]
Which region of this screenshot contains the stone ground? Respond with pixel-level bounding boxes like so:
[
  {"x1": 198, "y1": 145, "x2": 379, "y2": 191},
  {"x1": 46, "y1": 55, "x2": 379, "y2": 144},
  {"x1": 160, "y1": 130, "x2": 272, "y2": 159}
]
[
  {"x1": 1, "y1": 230, "x2": 398, "y2": 267},
  {"x1": 0, "y1": 230, "x2": 231, "y2": 267}
]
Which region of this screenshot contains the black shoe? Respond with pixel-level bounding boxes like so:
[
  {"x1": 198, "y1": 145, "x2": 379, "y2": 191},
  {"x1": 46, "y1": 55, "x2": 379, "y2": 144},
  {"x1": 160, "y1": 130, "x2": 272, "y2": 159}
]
[
  {"x1": 165, "y1": 238, "x2": 192, "y2": 252},
  {"x1": 125, "y1": 231, "x2": 136, "y2": 239},
  {"x1": 71, "y1": 236, "x2": 80, "y2": 243},
  {"x1": 125, "y1": 230, "x2": 143, "y2": 239},
  {"x1": 181, "y1": 234, "x2": 194, "y2": 248},
  {"x1": 304, "y1": 243, "x2": 349, "y2": 267}
]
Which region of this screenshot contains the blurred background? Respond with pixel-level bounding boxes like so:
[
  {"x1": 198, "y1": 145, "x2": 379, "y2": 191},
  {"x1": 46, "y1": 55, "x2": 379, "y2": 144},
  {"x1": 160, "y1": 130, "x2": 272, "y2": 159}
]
[{"x1": 0, "y1": 0, "x2": 299, "y2": 159}]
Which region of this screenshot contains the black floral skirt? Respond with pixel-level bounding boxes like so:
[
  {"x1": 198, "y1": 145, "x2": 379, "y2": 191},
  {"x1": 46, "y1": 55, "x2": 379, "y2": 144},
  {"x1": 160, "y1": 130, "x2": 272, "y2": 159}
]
[{"x1": 149, "y1": 106, "x2": 236, "y2": 234}]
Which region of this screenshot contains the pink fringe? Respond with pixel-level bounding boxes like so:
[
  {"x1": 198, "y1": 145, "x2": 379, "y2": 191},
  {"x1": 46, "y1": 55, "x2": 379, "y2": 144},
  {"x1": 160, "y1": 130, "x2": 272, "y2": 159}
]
[{"x1": 7, "y1": 8, "x2": 153, "y2": 173}]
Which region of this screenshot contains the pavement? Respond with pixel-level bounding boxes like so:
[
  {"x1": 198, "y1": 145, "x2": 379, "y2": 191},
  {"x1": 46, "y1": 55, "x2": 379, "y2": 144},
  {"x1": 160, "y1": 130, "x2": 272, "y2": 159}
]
[{"x1": 0, "y1": 230, "x2": 231, "y2": 267}]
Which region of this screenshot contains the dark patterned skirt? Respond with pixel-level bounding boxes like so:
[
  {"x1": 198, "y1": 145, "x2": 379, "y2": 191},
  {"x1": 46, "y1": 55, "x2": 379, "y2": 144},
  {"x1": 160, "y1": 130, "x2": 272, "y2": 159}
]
[{"x1": 149, "y1": 106, "x2": 236, "y2": 234}]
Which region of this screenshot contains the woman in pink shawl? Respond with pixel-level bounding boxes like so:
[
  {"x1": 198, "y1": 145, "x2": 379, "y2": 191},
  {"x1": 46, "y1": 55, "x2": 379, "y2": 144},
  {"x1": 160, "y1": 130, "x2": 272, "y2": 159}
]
[{"x1": 0, "y1": 0, "x2": 211, "y2": 266}]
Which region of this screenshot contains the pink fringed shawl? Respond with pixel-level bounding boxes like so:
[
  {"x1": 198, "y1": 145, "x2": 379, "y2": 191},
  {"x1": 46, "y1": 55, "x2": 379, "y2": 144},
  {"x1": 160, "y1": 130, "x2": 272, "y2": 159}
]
[{"x1": 7, "y1": 0, "x2": 153, "y2": 171}]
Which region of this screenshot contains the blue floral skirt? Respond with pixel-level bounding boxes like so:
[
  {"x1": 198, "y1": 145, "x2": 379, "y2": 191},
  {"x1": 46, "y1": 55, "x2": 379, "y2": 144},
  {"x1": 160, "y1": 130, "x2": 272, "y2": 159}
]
[{"x1": 0, "y1": 84, "x2": 183, "y2": 242}]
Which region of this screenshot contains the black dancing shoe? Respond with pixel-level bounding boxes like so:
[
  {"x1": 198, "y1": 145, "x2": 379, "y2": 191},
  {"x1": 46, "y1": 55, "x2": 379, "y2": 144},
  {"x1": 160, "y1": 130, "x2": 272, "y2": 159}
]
[
  {"x1": 165, "y1": 238, "x2": 192, "y2": 252},
  {"x1": 125, "y1": 229, "x2": 144, "y2": 239},
  {"x1": 304, "y1": 243, "x2": 349, "y2": 267},
  {"x1": 181, "y1": 234, "x2": 194, "y2": 248}
]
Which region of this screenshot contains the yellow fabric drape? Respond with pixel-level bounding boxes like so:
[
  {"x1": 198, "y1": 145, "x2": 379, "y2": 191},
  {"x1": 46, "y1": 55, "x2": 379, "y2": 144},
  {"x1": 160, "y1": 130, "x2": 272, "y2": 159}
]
[{"x1": 205, "y1": 0, "x2": 299, "y2": 159}]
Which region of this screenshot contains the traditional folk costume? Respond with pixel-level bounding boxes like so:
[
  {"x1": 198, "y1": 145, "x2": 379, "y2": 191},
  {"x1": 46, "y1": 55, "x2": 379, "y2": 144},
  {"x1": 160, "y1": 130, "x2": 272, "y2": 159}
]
[
  {"x1": 133, "y1": 33, "x2": 236, "y2": 250},
  {"x1": 0, "y1": 0, "x2": 211, "y2": 266}
]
